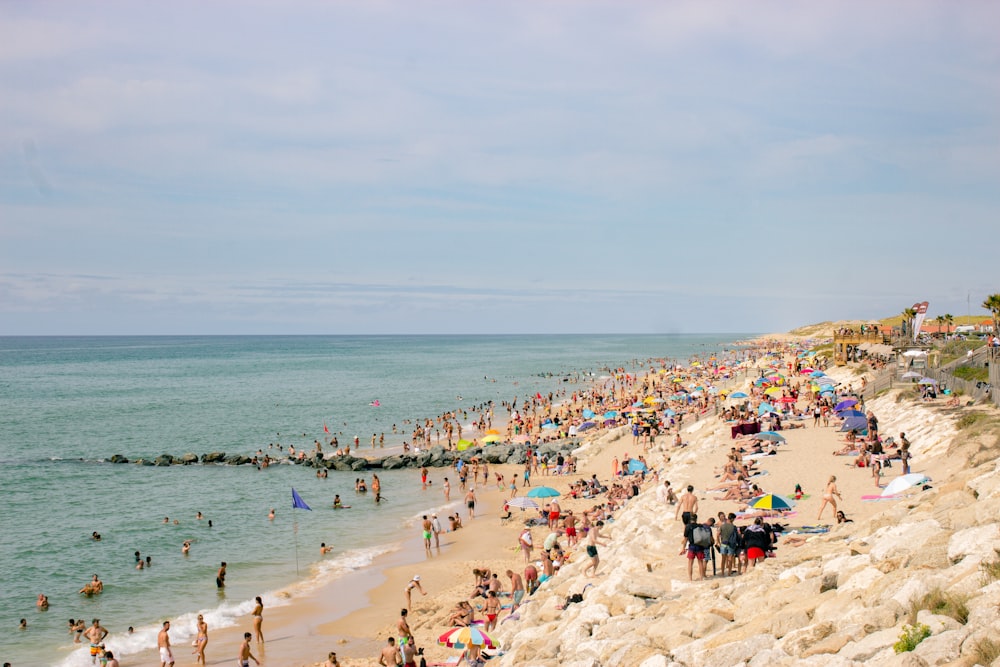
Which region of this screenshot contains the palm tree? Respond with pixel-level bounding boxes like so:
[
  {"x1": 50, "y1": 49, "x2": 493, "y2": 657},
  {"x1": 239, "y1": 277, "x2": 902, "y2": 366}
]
[
  {"x1": 901, "y1": 307, "x2": 917, "y2": 338},
  {"x1": 944, "y1": 313, "x2": 954, "y2": 336},
  {"x1": 983, "y1": 294, "x2": 1000, "y2": 336},
  {"x1": 933, "y1": 315, "x2": 946, "y2": 338}
]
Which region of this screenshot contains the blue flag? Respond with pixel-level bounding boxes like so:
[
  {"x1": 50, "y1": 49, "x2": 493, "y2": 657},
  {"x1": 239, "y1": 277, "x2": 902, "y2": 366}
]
[{"x1": 291, "y1": 487, "x2": 311, "y2": 511}]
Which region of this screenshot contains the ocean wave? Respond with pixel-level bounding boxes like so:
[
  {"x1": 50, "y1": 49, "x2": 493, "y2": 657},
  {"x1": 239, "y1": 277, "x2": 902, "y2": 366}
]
[{"x1": 53, "y1": 544, "x2": 399, "y2": 667}]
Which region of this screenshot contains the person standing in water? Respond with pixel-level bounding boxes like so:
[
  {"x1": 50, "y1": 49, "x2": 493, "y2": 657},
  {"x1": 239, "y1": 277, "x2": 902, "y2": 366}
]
[{"x1": 216, "y1": 562, "x2": 226, "y2": 589}]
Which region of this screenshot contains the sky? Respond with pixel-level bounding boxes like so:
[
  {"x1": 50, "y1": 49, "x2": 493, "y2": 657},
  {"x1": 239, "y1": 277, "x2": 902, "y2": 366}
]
[{"x1": 1, "y1": 1, "x2": 998, "y2": 335}]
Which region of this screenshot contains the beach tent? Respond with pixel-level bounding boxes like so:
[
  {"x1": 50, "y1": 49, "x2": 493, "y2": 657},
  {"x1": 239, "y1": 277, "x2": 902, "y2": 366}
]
[
  {"x1": 627, "y1": 459, "x2": 648, "y2": 474},
  {"x1": 840, "y1": 416, "x2": 868, "y2": 433},
  {"x1": 456, "y1": 439, "x2": 475, "y2": 451},
  {"x1": 758, "y1": 402, "x2": 778, "y2": 415}
]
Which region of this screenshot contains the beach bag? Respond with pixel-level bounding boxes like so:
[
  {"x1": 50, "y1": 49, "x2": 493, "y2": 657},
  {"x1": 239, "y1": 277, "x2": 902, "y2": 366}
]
[
  {"x1": 725, "y1": 526, "x2": 743, "y2": 550},
  {"x1": 692, "y1": 524, "x2": 713, "y2": 548}
]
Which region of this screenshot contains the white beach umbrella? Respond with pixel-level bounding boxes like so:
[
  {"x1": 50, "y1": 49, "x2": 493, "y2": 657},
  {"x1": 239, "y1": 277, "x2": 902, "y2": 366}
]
[{"x1": 881, "y1": 473, "x2": 930, "y2": 497}]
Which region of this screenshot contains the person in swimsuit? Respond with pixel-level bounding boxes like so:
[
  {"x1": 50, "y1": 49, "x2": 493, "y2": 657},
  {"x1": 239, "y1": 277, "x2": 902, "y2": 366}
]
[
  {"x1": 216, "y1": 562, "x2": 226, "y2": 588},
  {"x1": 403, "y1": 575, "x2": 425, "y2": 611},
  {"x1": 157, "y1": 620, "x2": 174, "y2": 667},
  {"x1": 251, "y1": 596, "x2": 264, "y2": 642},
  {"x1": 397, "y1": 608, "x2": 413, "y2": 647},
  {"x1": 816, "y1": 475, "x2": 843, "y2": 521},
  {"x1": 465, "y1": 488, "x2": 476, "y2": 519},
  {"x1": 192, "y1": 614, "x2": 208, "y2": 665},
  {"x1": 237, "y1": 632, "x2": 259, "y2": 667},
  {"x1": 84, "y1": 618, "x2": 108, "y2": 663},
  {"x1": 484, "y1": 590, "x2": 501, "y2": 631},
  {"x1": 333, "y1": 494, "x2": 342, "y2": 508},
  {"x1": 421, "y1": 516, "x2": 433, "y2": 552},
  {"x1": 583, "y1": 520, "x2": 607, "y2": 577}
]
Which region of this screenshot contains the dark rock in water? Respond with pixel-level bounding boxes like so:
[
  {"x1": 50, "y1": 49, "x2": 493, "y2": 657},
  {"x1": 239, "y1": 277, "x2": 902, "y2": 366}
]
[
  {"x1": 201, "y1": 452, "x2": 226, "y2": 464},
  {"x1": 109, "y1": 454, "x2": 129, "y2": 464},
  {"x1": 179, "y1": 453, "x2": 199, "y2": 464},
  {"x1": 138, "y1": 459, "x2": 154, "y2": 466},
  {"x1": 330, "y1": 458, "x2": 355, "y2": 471},
  {"x1": 414, "y1": 452, "x2": 434, "y2": 468},
  {"x1": 154, "y1": 454, "x2": 174, "y2": 466},
  {"x1": 224, "y1": 454, "x2": 250, "y2": 465},
  {"x1": 427, "y1": 446, "x2": 446, "y2": 465},
  {"x1": 458, "y1": 449, "x2": 481, "y2": 463},
  {"x1": 350, "y1": 458, "x2": 369, "y2": 472}
]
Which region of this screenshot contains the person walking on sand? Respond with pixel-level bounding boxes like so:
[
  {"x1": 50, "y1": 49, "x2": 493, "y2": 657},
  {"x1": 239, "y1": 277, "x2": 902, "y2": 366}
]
[
  {"x1": 157, "y1": 620, "x2": 174, "y2": 667},
  {"x1": 431, "y1": 514, "x2": 443, "y2": 548},
  {"x1": 519, "y1": 527, "x2": 533, "y2": 563},
  {"x1": 237, "y1": 632, "x2": 259, "y2": 667},
  {"x1": 465, "y1": 488, "x2": 476, "y2": 519},
  {"x1": 817, "y1": 475, "x2": 843, "y2": 521},
  {"x1": 421, "y1": 515, "x2": 433, "y2": 552},
  {"x1": 583, "y1": 520, "x2": 608, "y2": 577},
  {"x1": 192, "y1": 614, "x2": 208, "y2": 665},
  {"x1": 251, "y1": 596, "x2": 264, "y2": 642},
  {"x1": 443, "y1": 477, "x2": 451, "y2": 501}
]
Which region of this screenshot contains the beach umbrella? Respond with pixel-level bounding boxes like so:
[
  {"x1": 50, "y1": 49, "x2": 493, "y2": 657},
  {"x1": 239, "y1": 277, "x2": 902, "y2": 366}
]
[
  {"x1": 603, "y1": 419, "x2": 617, "y2": 426},
  {"x1": 577, "y1": 421, "x2": 596, "y2": 432},
  {"x1": 729, "y1": 391, "x2": 749, "y2": 399},
  {"x1": 485, "y1": 429, "x2": 500, "y2": 435},
  {"x1": 834, "y1": 399, "x2": 858, "y2": 411},
  {"x1": 749, "y1": 494, "x2": 796, "y2": 511},
  {"x1": 840, "y1": 416, "x2": 868, "y2": 432},
  {"x1": 663, "y1": 408, "x2": 676, "y2": 417},
  {"x1": 540, "y1": 422, "x2": 558, "y2": 430},
  {"x1": 506, "y1": 496, "x2": 539, "y2": 510},
  {"x1": 603, "y1": 410, "x2": 618, "y2": 419},
  {"x1": 526, "y1": 486, "x2": 560, "y2": 498},
  {"x1": 777, "y1": 396, "x2": 797, "y2": 404},
  {"x1": 900, "y1": 371, "x2": 922, "y2": 380},
  {"x1": 764, "y1": 386, "x2": 783, "y2": 396},
  {"x1": 456, "y1": 439, "x2": 475, "y2": 451},
  {"x1": 758, "y1": 402, "x2": 778, "y2": 415},
  {"x1": 799, "y1": 368, "x2": 815, "y2": 374},
  {"x1": 438, "y1": 625, "x2": 496, "y2": 649},
  {"x1": 810, "y1": 371, "x2": 826, "y2": 377},
  {"x1": 481, "y1": 434, "x2": 501, "y2": 444},
  {"x1": 755, "y1": 432, "x2": 786, "y2": 443},
  {"x1": 881, "y1": 473, "x2": 930, "y2": 497},
  {"x1": 837, "y1": 409, "x2": 866, "y2": 418},
  {"x1": 582, "y1": 409, "x2": 596, "y2": 419},
  {"x1": 918, "y1": 377, "x2": 938, "y2": 385}
]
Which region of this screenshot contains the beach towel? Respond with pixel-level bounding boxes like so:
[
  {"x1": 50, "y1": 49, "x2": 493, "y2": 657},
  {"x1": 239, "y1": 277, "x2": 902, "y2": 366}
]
[
  {"x1": 791, "y1": 525, "x2": 830, "y2": 534},
  {"x1": 862, "y1": 494, "x2": 901, "y2": 501},
  {"x1": 749, "y1": 470, "x2": 770, "y2": 479}
]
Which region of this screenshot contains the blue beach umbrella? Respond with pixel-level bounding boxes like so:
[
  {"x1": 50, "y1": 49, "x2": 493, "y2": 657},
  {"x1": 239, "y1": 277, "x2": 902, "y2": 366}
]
[
  {"x1": 834, "y1": 399, "x2": 858, "y2": 411},
  {"x1": 758, "y1": 402, "x2": 777, "y2": 415},
  {"x1": 577, "y1": 421, "x2": 596, "y2": 432},
  {"x1": 582, "y1": 409, "x2": 596, "y2": 419},
  {"x1": 627, "y1": 459, "x2": 648, "y2": 474},
  {"x1": 729, "y1": 392, "x2": 749, "y2": 399},
  {"x1": 540, "y1": 421, "x2": 558, "y2": 430},
  {"x1": 837, "y1": 409, "x2": 865, "y2": 418},
  {"x1": 840, "y1": 416, "x2": 868, "y2": 433},
  {"x1": 755, "y1": 431, "x2": 786, "y2": 443},
  {"x1": 603, "y1": 410, "x2": 618, "y2": 419},
  {"x1": 526, "y1": 486, "x2": 560, "y2": 498}
]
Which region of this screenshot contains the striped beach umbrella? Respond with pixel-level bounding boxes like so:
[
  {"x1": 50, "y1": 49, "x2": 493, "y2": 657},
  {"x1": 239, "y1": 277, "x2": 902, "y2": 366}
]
[
  {"x1": 438, "y1": 625, "x2": 496, "y2": 648},
  {"x1": 749, "y1": 494, "x2": 796, "y2": 511}
]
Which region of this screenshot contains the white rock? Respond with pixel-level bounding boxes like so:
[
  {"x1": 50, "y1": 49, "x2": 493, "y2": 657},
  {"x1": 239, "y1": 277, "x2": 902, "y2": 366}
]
[
  {"x1": 638, "y1": 655, "x2": 671, "y2": 667},
  {"x1": 868, "y1": 519, "x2": 943, "y2": 561},
  {"x1": 912, "y1": 627, "x2": 970, "y2": 665},
  {"x1": 838, "y1": 627, "x2": 900, "y2": 661},
  {"x1": 946, "y1": 523, "x2": 1000, "y2": 565},
  {"x1": 838, "y1": 566, "x2": 885, "y2": 595}
]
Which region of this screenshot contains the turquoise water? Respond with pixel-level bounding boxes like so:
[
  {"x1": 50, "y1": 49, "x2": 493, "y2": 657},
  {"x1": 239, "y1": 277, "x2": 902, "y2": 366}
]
[{"x1": 0, "y1": 334, "x2": 745, "y2": 666}]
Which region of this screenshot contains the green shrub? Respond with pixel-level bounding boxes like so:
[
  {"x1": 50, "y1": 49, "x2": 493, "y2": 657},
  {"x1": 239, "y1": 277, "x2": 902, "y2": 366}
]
[
  {"x1": 908, "y1": 588, "x2": 969, "y2": 625},
  {"x1": 958, "y1": 413, "x2": 988, "y2": 429},
  {"x1": 980, "y1": 554, "x2": 1000, "y2": 585},
  {"x1": 894, "y1": 623, "x2": 931, "y2": 653},
  {"x1": 952, "y1": 365, "x2": 989, "y2": 382}
]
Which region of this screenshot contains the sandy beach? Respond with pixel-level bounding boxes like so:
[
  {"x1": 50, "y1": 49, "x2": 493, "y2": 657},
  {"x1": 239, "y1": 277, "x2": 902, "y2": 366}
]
[{"x1": 114, "y1": 336, "x2": 1000, "y2": 667}]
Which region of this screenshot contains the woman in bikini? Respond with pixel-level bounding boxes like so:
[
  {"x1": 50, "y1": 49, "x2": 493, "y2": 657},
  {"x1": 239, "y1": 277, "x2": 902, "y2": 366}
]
[
  {"x1": 251, "y1": 596, "x2": 264, "y2": 643},
  {"x1": 816, "y1": 475, "x2": 842, "y2": 521},
  {"x1": 192, "y1": 614, "x2": 208, "y2": 665}
]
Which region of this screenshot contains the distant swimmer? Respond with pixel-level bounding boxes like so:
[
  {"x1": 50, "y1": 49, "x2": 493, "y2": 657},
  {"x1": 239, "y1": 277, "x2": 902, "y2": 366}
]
[
  {"x1": 79, "y1": 574, "x2": 103, "y2": 596},
  {"x1": 37, "y1": 593, "x2": 49, "y2": 609},
  {"x1": 91, "y1": 531, "x2": 102, "y2": 541},
  {"x1": 268, "y1": 508, "x2": 275, "y2": 521},
  {"x1": 333, "y1": 494, "x2": 342, "y2": 508},
  {"x1": 182, "y1": 541, "x2": 191, "y2": 555},
  {"x1": 196, "y1": 512, "x2": 203, "y2": 520},
  {"x1": 320, "y1": 542, "x2": 333, "y2": 555}
]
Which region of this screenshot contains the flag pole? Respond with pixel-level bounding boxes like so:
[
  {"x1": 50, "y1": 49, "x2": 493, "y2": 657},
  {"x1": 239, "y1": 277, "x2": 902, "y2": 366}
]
[{"x1": 291, "y1": 488, "x2": 312, "y2": 576}]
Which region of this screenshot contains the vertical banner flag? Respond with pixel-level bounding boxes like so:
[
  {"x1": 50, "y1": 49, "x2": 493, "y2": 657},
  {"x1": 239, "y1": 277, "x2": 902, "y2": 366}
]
[
  {"x1": 913, "y1": 301, "x2": 929, "y2": 341},
  {"x1": 291, "y1": 487, "x2": 312, "y2": 511}
]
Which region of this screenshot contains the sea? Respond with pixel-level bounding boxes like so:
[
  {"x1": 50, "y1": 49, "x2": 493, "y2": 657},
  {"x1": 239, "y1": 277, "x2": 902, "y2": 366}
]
[{"x1": 0, "y1": 334, "x2": 748, "y2": 666}]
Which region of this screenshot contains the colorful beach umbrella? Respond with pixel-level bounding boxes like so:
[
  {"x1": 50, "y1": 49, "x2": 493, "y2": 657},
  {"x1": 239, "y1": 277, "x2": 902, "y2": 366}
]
[
  {"x1": 456, "y1": 439, "x2": 474, "y2": 451},
  {"x1": 749, "y1": 494, "x2": 796, "y2": 511},
  {"x1": 755, "y1": 432, "x2": 786, "y2": 443},
  {"x1": 526, "y1": 486, "x2": 560, "y2": 498},
  {"x1": 438, "y1": 625, "x2": 496, "y2": 649},
  {"x1": 834, "y1": 399, "x2": 858, "y2": 411},
  {"x1": 837, "y1": 409, "x2": 865, "y2": 418},
  {"x1": 481, "y1": 434, "x2": 501, "y2": 444}
]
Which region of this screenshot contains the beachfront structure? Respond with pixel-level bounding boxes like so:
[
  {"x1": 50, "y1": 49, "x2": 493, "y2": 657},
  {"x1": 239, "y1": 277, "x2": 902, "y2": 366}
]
[{"x1": 832, "y1": 328, "x2": 891, "y2": 366}]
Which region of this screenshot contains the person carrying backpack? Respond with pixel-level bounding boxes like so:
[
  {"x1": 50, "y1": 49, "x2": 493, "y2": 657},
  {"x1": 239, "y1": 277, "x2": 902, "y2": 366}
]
[{"x1": 680, "y1": 513, "x2": 711, "y2": 581}]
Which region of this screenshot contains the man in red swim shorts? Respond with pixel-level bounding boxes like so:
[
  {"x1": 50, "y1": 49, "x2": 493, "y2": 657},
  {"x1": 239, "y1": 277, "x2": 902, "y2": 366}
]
[{"x1": 548, "y1": 499, "x2": 561, "y2": 530}]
